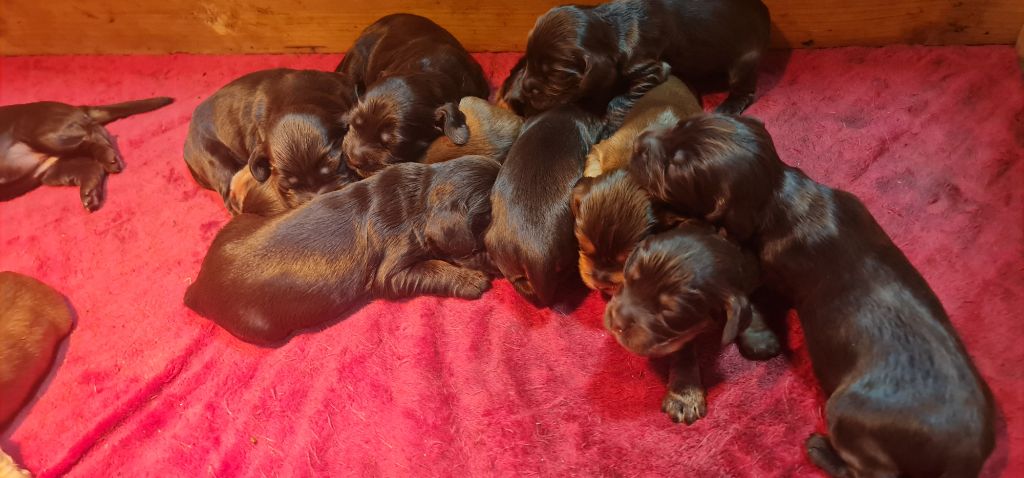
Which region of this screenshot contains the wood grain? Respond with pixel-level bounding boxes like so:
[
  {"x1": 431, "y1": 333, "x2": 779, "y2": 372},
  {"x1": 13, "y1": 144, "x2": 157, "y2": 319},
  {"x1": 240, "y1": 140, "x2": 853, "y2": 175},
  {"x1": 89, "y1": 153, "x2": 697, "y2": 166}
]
[{"x1": 0, "y1": 0, "x2": 1021, "y2": 55}]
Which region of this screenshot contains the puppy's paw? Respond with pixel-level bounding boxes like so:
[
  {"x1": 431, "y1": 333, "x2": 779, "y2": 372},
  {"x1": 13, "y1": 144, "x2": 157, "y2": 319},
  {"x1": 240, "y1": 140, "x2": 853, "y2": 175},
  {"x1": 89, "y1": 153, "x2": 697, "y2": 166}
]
[
  {"x1": 80, "y1": 183, "x2": 106, "y2": 212},
  {"x1": 737, "y1": 326, "x2": 782, "y2": 361},
  {"x1": 662, "y1": 387, "x2": 706, "y2": 425},
  {"x1": 451, "y1": 269, "x2": 492, "y2": 300}
]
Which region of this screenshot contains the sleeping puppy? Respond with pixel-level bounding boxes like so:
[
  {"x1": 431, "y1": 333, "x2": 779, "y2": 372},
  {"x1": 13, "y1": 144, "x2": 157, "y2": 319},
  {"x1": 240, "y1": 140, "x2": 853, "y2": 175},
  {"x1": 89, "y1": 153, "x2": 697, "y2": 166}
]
[
  {"x1": 336, "y1": 14, "x2": 490, "y2": 177},
  {"x1": 504, "y1": 0, "x2": 769, "y2": 127},
  {"x1": 1, "y1": 97, "x2": 172, "y2": 211},
  {"x1": 583, "y1": 76, "x2": 701, "y2": 177},
  {"x1": 226, "y1": 167, "x2": 289, "y2": 217},
  {"x1": 421, "y1": 97, "x2": 523, "y2": 165},
  {"x1": 184, "y1": 68, "x2": 359, "y2": 211},
  {"x1": 631, "y1": 114, "x2": 995, "y2": 477},
  {"x1": 605, "y1": 224, "x2": 763, "y2": 424},
  {"x1": 185, "y1": 156, "x2": 499, "y2": 346},
  {"x1": 0, "y1": 271, "x2": 74, "y2": 427},
  {"x1": 484, "y1": 105, "x2": 603, "y2": 306}
]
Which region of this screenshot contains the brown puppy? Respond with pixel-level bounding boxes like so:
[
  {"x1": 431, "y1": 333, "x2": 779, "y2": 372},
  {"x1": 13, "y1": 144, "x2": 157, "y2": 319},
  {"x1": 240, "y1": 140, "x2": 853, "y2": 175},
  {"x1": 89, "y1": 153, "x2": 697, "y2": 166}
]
[
  {"x1": 484, "y1": 105, "x2": 603, "y2": 306},
  {"x1": 631, "y1": 114, "x2": 995, "y2": 477},
  {"x1": 185, "y1": 156, "x2": 499, "y2": 346},
  {"x1": 184, "y1": 69, "x2": 359, "y2": 211},
  {"x1": 583, "y1": 76, "x2": 701, "y2": 177},
  {"x1": 336, "y1": 14, "x2": 490, "y2": 177},
  {"x1": 605, "y1": 224, "x2": 763, "y2": 424},
  {"x1": 504, "y1": 0, "x2": 769, "y2": 126},
  {"x1": 421, "y1": 97, "x2": 523, "y2": 165},
  {"x1": 226, "y1": 167, "x2": 289, "y2": 217},
  {"x1": 0, "y1": 97, "x2": 172, "y2": 211},
  {"x1": 0, "y1": 271, "x2": 73, "y2": 427}
]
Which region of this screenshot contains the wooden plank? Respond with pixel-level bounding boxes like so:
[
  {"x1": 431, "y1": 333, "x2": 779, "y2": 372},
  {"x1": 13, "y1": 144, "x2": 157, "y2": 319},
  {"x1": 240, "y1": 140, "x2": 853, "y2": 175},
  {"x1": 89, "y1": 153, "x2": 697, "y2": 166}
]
[{"x1": 0, "y1": 0, "x2": 1022, "y2": 55}]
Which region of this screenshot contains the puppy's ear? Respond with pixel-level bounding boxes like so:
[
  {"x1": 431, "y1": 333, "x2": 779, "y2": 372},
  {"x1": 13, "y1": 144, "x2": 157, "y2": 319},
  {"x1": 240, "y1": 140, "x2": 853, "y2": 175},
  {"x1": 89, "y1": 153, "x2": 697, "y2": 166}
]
[
  {"x1": 248, "y1": 147, "x2": 271, "y2": 183},
  {"x1": 570, "y1": 176, "x2": 595, "y2": 218},
  {"x1": 435, "y1": 103, "x2": 470, "y2": 145},
  {"x1": 722, "y1": 295, "x2": 752, "y2": 345},
  {"x1": 629, "y1": 131, "x2": 667, "y2": 195}
]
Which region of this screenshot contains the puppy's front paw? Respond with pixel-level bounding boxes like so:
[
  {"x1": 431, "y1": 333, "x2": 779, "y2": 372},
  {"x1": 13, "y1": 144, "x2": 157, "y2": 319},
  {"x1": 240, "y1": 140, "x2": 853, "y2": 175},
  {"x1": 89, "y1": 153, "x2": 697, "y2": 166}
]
[
  {"x1": 451, "y1": 269, "x2": 492, "y2": 300},
  {"x1": 662, "y1": 387, "x2": 706, "y2": 425},
  {"x1": 80, "y1": 183, "x2": 106, "y2": 212},
  {"x1": 737, "y1": 326, "x2": 781, "y2": 361}
]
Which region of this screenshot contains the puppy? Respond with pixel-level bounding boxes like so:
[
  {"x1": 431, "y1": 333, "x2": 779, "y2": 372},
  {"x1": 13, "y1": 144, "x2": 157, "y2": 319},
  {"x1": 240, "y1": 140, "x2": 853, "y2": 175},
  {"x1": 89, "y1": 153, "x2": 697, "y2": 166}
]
[
  {"x1": 336, "y1": 14, "x2": 490, "y2": 176},
  {"x1": 1, "y1": 97, "x2": 172, "y2": 211},
  {"x1": 631, "y1": 114, "x2": 995, "y2": 477},
  {"x1": 184, "y1": 69, "x2": 359, "y2": 211},
  {"x1": 421, "y1": 97, "x2": 523, "y2": 165},
  {"x1": 0, "y1": 449, "x2": 31, "y2": 477},
  {"x1": 226, "y1": 167, "x2": 289, "y2": 217},
  {"x1": 0, "y1": 271, "x2": 73, "y2": 427},
  {"x1": 504, "y1": 0, "x2": 769, "y2": 126},
  {"x1": 484, "y1": 105, "x2": 603, "y2": 306},
  {"x1": 583, "y1": 76, "x2": 701, "y2": 177},
  {"x1": 185, "y1": 156, "x2": 499, "y2": 346},
  {"x1": 605, "y1": 224, "x2": 765, "y2": 424}
]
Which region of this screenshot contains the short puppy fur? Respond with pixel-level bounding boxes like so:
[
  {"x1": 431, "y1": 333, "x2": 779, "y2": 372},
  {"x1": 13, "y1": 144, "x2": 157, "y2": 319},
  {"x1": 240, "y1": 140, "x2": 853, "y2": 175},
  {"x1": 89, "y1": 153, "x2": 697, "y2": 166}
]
[
  {"x1": 605, "y1": 224, "x2": 765, "y2": 424},
  {"x1": 0, "y1": 97, "x2": 172, "y2": 211},
  {"x1": 336, "y1": 14, "x2": 490, "y2": 176},
  {"x1": 421, "y1": 97, "x2": 523, "y2": 165},
  {"x1": 583, "y1": 76, "x2": 701, "y2": 177},
  {"x1": 504, "y1": 0, "x2": 769, "y2": 125},
  {"x1": 184, "y1": 68, "x2": 359, "y2": 211},
  {"x1": 227, "y1": 167, "x2": 289, "y2": 217},
  {"x1": 484, "y1": 105, "x2": 603, "y2": 306},
  {"x1": 185, "y1": 156, "x2": 500, "y2": 346},
  {"x1": 0, "y1": 271, "x2": 73, "y2": 427},
  {"x1": 631, "y1": 113, "x2": 995, "y2": 477}
]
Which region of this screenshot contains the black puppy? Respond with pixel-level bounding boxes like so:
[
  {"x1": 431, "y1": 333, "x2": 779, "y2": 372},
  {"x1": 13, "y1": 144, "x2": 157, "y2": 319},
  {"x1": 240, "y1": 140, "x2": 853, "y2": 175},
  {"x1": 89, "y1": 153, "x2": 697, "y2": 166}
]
[
  {"x1": 1, "y1": 97, "x2": 172, "y2": 211},
  {"x1": 631, "y1": 113, "x2": 995, "y2": 477},
  {"x1": 336, "y1": 14, "x2": 490, "y2": 177},
  {"x1": 184, "y1": 69, "x2": 359, "y2": 211},
  {"x1": 185, "y1": 156, "x2": 499, "y2": 346},
  {"x1": 484, "y1": 105, "x2": 603, "y2": 306},
  {"x1": 504, "y1": 0, "x2": 769, "y2": 126}
]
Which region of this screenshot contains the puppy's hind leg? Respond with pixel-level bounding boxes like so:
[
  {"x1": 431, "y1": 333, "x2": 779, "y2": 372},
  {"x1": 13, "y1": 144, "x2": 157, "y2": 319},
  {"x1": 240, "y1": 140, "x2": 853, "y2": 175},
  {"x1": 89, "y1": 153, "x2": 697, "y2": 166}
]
[
  {"x1": 806, "y1": 434, "x2": 853, "y2": 478},
  {"x1": 40, "y1": 157, "x2": 108, "y2": 212},
  {"x1": 715, "y1": 50, "x2": 761, "y2": 115},
  {"x1": 379, "y1": 260, "x2": 492, "y2": 300}
]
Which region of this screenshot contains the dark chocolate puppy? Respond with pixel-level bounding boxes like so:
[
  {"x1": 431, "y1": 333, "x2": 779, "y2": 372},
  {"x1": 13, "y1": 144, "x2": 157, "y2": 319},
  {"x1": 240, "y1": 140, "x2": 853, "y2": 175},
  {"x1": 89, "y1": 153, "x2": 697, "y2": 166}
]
[
  {"x1": 484, "y1": 105, "x2": 603, "y2": 306},
  {"x1": 336, "y1": 14, "x2": 490, "y2": 177},
  {"x1": 185, "y1": 156, "x2": 499, "y2": 346},
  {"x1": 606, "y1": 224, "x2": 763, "y2": 424},
  {"x1": 504, "y1": 0, "x2": 769, "y2": 126},
  {"x1": 0, "y1": 97, "x2": 172, "y2": 211},
  {"x1": 631, "y1": 113, "x2": 995, "y2": 477},
  {"x1": 184, "y1": 69, "x2": 359, "y2": 211}
]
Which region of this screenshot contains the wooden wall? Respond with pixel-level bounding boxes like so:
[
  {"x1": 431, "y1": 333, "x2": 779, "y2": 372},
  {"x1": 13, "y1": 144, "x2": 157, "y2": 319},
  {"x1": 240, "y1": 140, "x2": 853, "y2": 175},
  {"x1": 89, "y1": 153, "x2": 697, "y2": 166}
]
[{"x1": 1, "y1": 0, "x2": 1022, "y2": 55}]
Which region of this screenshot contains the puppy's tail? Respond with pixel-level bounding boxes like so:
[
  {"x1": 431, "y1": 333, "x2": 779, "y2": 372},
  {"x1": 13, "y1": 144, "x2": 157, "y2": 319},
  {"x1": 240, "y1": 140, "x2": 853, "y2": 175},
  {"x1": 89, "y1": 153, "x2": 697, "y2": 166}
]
[{"x1": 84, "y1": 97, "x2": 174, "y2": 125}]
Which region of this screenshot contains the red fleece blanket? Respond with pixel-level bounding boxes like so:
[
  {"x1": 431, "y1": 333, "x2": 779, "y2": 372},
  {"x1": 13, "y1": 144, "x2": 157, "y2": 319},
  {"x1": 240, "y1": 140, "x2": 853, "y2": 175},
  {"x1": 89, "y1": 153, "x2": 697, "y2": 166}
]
[{"x1": 0, "y1": 47, "x2": 1021, "y2": 477}]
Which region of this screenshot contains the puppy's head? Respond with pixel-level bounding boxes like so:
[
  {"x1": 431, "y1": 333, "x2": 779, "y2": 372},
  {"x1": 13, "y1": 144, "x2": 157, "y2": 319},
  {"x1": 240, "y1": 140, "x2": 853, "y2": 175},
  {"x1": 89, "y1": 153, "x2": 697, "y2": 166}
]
[
  {"x1": 423, "y1": 155, "x2": 501, "y2": 260},
  {"x1": 248, "y1": 113, "x2": 355, "y2": 209},
  {"x1": 343, "y1": 76, "x2": 469, "y2": 177},
  {"x1": 513, "y1": 6, "x2": 617, "y2": 115},
  {"x1": 629, "y1": 114, "x2": 785, "y2": 242},
  {"x1": 604, "y1": 226, "x2": 756, "y2": 357},
  {"x1": 571, "y1": 170, "x2": 654, "y2": 296}
]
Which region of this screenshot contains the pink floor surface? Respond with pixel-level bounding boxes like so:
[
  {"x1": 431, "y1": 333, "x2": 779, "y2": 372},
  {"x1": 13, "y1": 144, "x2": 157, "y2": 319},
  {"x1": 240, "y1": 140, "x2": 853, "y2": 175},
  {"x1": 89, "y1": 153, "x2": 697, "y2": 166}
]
[{"x1": 0, "y1": 47, "x2": 1022, "y2": 477}]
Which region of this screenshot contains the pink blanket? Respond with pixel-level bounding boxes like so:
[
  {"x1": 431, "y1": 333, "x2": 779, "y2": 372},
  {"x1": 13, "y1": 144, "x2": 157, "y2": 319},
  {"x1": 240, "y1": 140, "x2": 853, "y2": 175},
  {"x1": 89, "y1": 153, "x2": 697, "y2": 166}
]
[{"x1": 1, "y1": 47, "x2": 1021, "y2": 477}]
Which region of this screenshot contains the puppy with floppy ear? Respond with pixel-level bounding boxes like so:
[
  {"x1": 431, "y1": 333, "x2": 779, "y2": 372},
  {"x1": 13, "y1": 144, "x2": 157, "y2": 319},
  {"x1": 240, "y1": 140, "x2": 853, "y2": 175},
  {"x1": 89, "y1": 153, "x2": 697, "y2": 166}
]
[
  {"x1": 226, "y1": 167, "x2": 289, "y2": 217},
  {"x1": 184, "y1": 68, "x2": 359, "y2": 212},
  {"x1": 583, "y1": 76, "x2": 701, "y2": 177},
  {"x1": 484, "y1": 105, "x2": 603, "y2": 306},
  {"x1": 605, "y1": 224, "x2": 762, "y2": 424},
  {"x1": 504, "y1": 0, "x2": 769, "y2": 128},
  {"x1": 632, "y1": 113, "x2": 995, "y2": 477},
  {"x1": 1, "y1": 97, "x2": 172, "y2": 211},
  {"x1": 421, "y1": 97, "x2": 524, "y2": 165},
  {"x1": 336, "y1": 14, "x2": 490, "y2": 177},
  {"x1": 185, "y1": 156, "x2": 500, "y2": 346}
]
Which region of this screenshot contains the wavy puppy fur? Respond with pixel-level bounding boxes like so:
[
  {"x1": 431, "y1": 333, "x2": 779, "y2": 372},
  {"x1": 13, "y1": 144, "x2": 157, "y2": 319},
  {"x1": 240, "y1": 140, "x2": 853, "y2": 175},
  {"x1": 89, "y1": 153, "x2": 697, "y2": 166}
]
[
  {"x1": 337, "y1": 14, "x2": 490, "y2": 177},
  {"x1": 484, "y1": 105, "x2": 603, "y2": 306},
  {"x1": 185, "y1": 156, "x2": 500, "y2": 346},
  {"x1": 184, "y1": 68, "x2": 358, "y2": 212},
  {"x1": 631, "y1": 113, "x2": 995, "y2": 477}
]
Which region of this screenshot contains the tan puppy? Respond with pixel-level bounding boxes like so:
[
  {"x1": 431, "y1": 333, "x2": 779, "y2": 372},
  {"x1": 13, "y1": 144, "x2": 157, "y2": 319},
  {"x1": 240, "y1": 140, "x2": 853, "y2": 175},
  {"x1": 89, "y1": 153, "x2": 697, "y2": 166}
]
[
  {"x1": 227, "y1": 167, "x2": 289, "y2": 217},
  {"x1": 0, "y1": 272, "x2": 73, "y2": 427},
  {"x1": 0, "y1": 450, "x2": 30, "y2": 478},
  {"x1": 422, "y1": 97, "x2": 523, "y2": 165},
  {"x1": 583, "y1": 76, "x2": 701, "y2": 177}
]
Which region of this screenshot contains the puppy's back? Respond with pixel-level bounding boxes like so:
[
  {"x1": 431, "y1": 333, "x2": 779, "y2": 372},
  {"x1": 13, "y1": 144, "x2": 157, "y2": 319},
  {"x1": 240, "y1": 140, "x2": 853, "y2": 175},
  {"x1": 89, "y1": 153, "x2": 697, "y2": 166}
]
[{"x1": 485, "y1": 106, "x2": 602, "y2": 305}]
